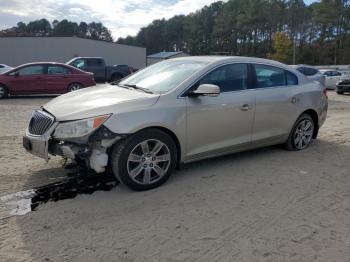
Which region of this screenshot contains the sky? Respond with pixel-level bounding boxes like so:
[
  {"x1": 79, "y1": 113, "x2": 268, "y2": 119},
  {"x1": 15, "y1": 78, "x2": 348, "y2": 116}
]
[{"x1": 0, "y1": 0, "x2": 319, "y2": 39}]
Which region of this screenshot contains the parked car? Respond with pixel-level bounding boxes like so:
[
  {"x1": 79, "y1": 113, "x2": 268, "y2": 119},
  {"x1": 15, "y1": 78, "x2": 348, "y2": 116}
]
[
  {"x1": 0, "y1": 64, "x2": 13, "y2": 74},
  {"x1": 0, "y1": 62, "x2": 96, "y2": 99},
  {"x1": 23, "y1": 57, "x2": 328, "y2": 191},
  {"x1": 319, "y1": 69, "x2": 343, "y2": 89},
  {"x1": 289, "y1": 64, "x2": 325, "y2": 86},
  {"x1": 67, "y1": 57, "x2": 134, "y2": 82},
  {"x1": 336, "y1": 79, "x2": 350, "y2": 94}
]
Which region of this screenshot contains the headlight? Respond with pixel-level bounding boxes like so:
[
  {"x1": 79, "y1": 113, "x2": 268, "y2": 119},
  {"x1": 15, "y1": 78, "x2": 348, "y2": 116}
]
[{"x1": 53, "y1": 114, "x2": 111, "y2": 139}]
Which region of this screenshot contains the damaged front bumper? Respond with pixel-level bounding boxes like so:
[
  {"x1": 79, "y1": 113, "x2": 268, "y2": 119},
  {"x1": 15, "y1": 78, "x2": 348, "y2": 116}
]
[{"x1": 24, "y1": 121, "x2": 125, "y2": 173}]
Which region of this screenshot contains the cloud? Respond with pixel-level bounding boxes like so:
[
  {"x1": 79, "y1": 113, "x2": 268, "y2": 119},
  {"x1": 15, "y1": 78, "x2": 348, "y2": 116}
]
[{"x1": 0, "y1": 0, "x2": 218, "y2": 39}]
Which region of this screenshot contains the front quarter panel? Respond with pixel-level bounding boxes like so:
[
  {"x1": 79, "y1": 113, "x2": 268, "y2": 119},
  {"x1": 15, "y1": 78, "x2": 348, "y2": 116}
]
[{"x1": 103, "y1": 93, "x2": 187, "y2": 159}]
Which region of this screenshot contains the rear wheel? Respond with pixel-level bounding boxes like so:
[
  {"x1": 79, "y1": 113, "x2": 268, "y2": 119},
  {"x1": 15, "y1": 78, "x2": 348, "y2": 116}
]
[
  {"x1": 67, "y1": 83, "x2": 83, "y2": 92},
  {"x1": 285, "y1": 114, "x2": 314, "y2": 151},
  {"x1": 111, "y1": 129, "x2": 177, "y2": 191},
  {"x1": 0, "y1": 85, "x2": 8, "y2": 99}
]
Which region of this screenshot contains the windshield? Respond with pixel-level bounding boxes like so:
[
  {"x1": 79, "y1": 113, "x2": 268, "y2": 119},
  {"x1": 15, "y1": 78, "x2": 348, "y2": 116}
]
[{"x1": 118, "y1": 60, "x2": 208, "y2": 93}]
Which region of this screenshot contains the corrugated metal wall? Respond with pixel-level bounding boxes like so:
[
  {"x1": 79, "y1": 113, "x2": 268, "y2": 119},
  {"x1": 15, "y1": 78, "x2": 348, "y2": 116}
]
[{"x1": 0, "y1": 37, "x2": 146, "y2": 68}]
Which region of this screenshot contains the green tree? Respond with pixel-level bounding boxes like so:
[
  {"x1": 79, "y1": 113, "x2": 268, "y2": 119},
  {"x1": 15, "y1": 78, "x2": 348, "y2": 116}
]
[{"x1": 267, "y1": 32, "x2": 293, "y2": 63}]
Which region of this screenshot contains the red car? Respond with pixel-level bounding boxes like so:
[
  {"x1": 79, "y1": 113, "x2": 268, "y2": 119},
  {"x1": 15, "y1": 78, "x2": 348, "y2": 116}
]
[{"x1": 0, "y1": 62, "x2": 96, "y2": 98}]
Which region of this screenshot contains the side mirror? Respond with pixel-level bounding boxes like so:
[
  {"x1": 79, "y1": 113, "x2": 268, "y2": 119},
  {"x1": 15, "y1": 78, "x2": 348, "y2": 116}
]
[{"x1": 188, "y1": 84, "x2": 220, "y2": 97}]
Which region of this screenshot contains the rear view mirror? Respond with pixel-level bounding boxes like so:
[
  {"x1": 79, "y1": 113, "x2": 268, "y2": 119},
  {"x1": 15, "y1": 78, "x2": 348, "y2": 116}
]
[{"x1": 188, "y1": 84, "x2": 220, "y2": 97}]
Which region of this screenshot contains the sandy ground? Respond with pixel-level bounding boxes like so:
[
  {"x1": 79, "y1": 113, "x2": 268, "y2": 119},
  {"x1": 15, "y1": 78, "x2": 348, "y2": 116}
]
[{"x1": 0, "y1": 92, "x2": 350, "y2": 262}]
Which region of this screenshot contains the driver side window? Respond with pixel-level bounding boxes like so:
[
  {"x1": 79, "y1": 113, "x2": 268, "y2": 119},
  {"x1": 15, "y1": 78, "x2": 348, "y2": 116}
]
[{"x1": 191, "y1": 63, "x2": 248, "y2": 93}]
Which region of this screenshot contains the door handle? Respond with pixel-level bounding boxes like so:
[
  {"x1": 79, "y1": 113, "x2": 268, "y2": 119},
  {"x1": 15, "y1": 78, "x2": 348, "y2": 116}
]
[{"x1": 240, "y1": 104, "x2": 250, "y2": 111}]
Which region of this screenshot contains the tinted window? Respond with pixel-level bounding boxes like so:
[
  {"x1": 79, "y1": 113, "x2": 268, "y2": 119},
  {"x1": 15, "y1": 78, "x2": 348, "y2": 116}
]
[
  {"x1": 198, "y1": 63, "x2": 248, "y2": 92},
  {"x1": 286, "y1": 71, "x2": 298, "y2": 85},
  {"x1": 255, "y1": 64, "x2": 285, "y2": 88},
  {"x1": 0, "y1": 65, "x2": 4, "y2": 68},
  {"x1": 87, "y1": 59, "x2": 103, "y2": 66},
  {"x1": 322, "y1": 71, "x2": 332, "y2": 77},
  {"x1": 332, "y1": 71, "x2": 341, "y2": 76},
  {"x1": 297, "y1": 67, "x2": 318, "y2": 76},
  {"x1": 47, "y1": 65, "x2": 71, "y2": 75},
  {"x1": 15, "y1": 65, "x2": 44, "y2": 76}
]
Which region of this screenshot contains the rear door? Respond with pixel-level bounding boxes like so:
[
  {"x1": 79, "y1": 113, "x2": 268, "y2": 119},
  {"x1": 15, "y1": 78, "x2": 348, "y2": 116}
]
[
  {"x1": 251, "y1": 64, "x2": 300, "y2": 145},
  {"x1": 85, "y1": 58, "x2": 105, "y2": 80},
  {"x1": 7, "y1": 65, "x2": 45, "y2": 95},
  {"x1": 185, "y1": 63, "x2": 255, "y2": 160},
  {"x1": 46, "y1": 65, "x2": 73, "y2": 94}
]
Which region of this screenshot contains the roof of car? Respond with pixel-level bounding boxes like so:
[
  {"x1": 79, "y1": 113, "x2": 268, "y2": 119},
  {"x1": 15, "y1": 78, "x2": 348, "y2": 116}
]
[
  {"x1": 173, "y1": 56, "x2": 291, "y2": 68},
  {"x1": 14, "y1": 62, "x2": 71, "y2": 68}
]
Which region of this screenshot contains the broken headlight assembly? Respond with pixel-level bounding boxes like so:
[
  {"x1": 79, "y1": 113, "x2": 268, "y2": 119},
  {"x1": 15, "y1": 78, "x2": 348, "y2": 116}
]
[{"x1": 53, "y1": 114, "x2": 111, "y2": 139}]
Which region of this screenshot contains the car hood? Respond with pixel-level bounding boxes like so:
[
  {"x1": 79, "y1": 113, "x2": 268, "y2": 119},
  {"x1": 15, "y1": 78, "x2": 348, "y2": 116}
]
[{"x1": 43, "y1": 84, "x2": 160, "y2": 121}]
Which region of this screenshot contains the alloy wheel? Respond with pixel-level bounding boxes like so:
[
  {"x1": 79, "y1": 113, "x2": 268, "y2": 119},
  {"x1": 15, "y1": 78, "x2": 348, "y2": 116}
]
[
  {"x1": 69, "y1": 84, "x2": 82, "y2": 92},
  {"x1": 127, "y1": 139, "x2": 171, "y2": 185},
  {"x1": 293, "y1": 119, "x2": 314, "y2": 150},
  {"x1": 0, "y1": 86, "x2": 6, "y2": 98}
]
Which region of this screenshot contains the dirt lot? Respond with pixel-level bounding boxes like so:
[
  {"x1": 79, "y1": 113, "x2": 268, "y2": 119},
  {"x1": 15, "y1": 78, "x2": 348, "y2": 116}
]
[{"x1": 0, "y1": 92, "x2": 350, "y2": 262}]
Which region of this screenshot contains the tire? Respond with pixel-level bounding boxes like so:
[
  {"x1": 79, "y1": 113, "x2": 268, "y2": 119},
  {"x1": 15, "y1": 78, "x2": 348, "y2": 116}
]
[
  {"x1": 110, "y1": 74, "x2": 122, "y2": 83},
  {"x1": 285, "y1": 114, "x2": 315, "y2": 151},
  {"x1": 337, "y1": 91, "x2": 344, "y2": 95},
  {"x1": 67, "y1": 83, "x2": 83, "y2": 92},
  {"x1": 0, "y1": 85, "x2": 8, "y2": 99},
  {"x1": 111, "y1": 129, "x2": 177, "y2": 191}
]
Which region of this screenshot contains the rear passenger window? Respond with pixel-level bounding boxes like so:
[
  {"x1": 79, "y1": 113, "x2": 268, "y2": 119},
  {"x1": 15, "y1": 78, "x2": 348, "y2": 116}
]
[
  {"x1": 297, "y1": 67, "x2": 318, "y2": 76},
  {"x1": 197, "y1": 63, "x2": 248, "y2": 92},
  {"x1": 254, "y1": 64, "x2": 285, "y2": 88},
  {"x1": 286, "y1": 71, "x2": 298, "y2": 85},
  {"x1": 87, "y1": 59, "x2": 103, "y2": 66}
]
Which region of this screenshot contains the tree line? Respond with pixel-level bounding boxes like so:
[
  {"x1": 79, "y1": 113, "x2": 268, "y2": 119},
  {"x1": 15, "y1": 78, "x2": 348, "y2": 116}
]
[
  {"x1": 0, "y1": 19, "x2": 113, "y2": 42},
  {"x1": 117, "y1": 0, "x2": 350, "y2": 65}
]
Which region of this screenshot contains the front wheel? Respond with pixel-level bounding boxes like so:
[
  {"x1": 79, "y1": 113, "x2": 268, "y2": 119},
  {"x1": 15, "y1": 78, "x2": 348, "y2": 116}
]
[
  {"x1": 111, "y1": 129, "x2": 177, "y2": 191},
  {"x1": 285, "y1": 114, "x2": 314, "y2": 151}
]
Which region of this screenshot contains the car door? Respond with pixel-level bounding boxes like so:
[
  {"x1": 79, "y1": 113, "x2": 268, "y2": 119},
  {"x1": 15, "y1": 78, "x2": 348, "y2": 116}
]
[
  {"x1": 85, "y1": 59, "x2": 105, "y2": 80},
  {"x1": 251, "y1": 64, "x2": 300, "y2": 145},
  {"x1": 7, "y1": 65, "x2": 45, "y2": 95},
  {"x1": 46, "y1": 65, "x2": 72, "y2": 94},
  {"x1": 185, "y1": 63, "x2": 255, "y2": 160}
]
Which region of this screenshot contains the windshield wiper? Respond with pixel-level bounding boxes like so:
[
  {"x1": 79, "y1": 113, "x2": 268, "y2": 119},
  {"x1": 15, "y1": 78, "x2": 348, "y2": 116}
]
[{"x1": 123, "y1": 84, "x2": 153, "y2": 94}]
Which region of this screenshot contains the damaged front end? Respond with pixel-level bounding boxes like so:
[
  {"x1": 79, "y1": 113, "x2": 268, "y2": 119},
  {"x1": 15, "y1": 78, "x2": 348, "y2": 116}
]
[
  {"x1": 49, "y1": 126, "x2": 124, "y2": 173},
  {"x1": 23, "y1": 110, "x2": 125, "y2": 173}
]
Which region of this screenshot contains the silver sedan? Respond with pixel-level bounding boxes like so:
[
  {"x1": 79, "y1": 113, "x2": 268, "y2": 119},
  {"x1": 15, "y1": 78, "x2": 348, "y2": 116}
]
[{"x1": 23, "y1": 56, "x2": 328, "y2": 191}]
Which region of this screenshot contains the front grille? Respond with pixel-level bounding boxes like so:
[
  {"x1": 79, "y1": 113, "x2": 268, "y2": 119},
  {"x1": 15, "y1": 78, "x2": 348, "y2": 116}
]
[{"x1": 28, "y1": 110, "x2": 55, "y2": 135}]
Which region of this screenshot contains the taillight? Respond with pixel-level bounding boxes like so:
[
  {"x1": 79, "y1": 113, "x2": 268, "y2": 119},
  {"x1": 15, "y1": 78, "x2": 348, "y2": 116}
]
[{"x1": 323, "y1": 88, "x2": 328, "y2": 98}]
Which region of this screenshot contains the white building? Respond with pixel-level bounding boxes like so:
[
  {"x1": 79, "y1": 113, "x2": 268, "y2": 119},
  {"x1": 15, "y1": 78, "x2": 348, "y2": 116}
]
[{"x1": 0, "y1": 37, "x2": 146, "y2": 69}]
